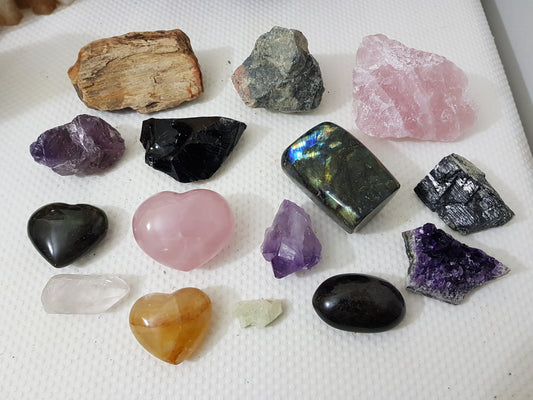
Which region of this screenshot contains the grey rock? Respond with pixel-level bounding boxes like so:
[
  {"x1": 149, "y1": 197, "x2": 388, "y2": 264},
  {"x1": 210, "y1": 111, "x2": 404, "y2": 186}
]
[
  {"x1": 232, "y1": 26, "x2": 324, "y2": 112},
  {"x1": 414, "y1": 153, "x2": 514, "y2": 234}
]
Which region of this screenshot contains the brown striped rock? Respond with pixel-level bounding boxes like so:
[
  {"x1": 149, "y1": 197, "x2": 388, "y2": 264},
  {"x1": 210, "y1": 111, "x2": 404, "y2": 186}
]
[{"x1": 68, "y1": 29, "x2": 203, "y2": 113}]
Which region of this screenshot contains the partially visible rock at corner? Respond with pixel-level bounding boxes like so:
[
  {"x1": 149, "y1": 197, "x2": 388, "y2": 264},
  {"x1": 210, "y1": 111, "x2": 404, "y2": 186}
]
[
  {"x1": 68, "y1": 29, "x2": 204, "y2": 113},
  {"x1": 232, "y1": 26, "x2": 324, "y2": 113},
  {"x1": 1, "y1": 0, "x2": 75, "y2": 26}
]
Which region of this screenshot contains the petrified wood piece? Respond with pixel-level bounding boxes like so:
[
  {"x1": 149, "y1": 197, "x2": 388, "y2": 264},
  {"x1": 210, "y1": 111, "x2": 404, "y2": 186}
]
[{"x1": 68, "y1": 29, "x2": 204, "y2": 113}]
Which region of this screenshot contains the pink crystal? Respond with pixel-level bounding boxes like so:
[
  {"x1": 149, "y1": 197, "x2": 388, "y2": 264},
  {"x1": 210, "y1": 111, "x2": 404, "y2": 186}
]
[
  {"x1": 353, "y1": 34, "x2": 477, "y2": 141},
  {"x1": 132, "y1": 190, "x2": 234, "y2": 271}
]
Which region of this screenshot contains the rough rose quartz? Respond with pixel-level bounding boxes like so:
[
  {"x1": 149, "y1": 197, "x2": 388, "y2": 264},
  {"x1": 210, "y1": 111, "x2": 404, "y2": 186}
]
[
  {"x1": 132, "y1": 190, "x2": 234, "y2": 271},
  {"x1": 353, "y1": 34, "x2": 477, "y2": 141}
]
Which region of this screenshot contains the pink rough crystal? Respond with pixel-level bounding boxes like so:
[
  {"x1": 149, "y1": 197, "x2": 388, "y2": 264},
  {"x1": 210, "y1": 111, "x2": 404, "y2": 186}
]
[{"x1": 353, "y1": 34, "x2": 477, "y2": 141}]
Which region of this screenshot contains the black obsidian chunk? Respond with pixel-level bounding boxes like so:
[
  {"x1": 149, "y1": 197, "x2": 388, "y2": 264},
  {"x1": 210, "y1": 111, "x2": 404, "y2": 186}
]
[
  {"x1": 414, "y1": 154, "x2": 514, "y2": 234},
  {"x1": 141, "y1": 117, "x2": 247, "y2": 182},
  {"x1": 312, "y1": 274, "x2": 406, "y2": 333}
]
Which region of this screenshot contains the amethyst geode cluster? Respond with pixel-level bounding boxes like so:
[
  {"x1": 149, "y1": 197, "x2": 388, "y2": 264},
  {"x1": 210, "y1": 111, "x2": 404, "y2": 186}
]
[{"x1": 403, "y1": 223, "x2": 510, "y2": 304}]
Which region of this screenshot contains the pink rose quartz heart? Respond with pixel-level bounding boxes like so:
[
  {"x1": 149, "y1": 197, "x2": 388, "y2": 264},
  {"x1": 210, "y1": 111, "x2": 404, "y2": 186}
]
[{"x1": 132, "y1": 190, "x2": 234, "y2": 270}]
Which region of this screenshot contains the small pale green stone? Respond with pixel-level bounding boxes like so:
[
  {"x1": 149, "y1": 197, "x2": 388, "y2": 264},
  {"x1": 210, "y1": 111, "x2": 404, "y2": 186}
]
[{"x1": 234, "y1": 299, "x2": 283, "y2": 328}]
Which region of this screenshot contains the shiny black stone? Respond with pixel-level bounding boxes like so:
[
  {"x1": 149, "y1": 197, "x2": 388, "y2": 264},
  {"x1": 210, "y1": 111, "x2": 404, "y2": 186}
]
[
  {"x1": 312, "y1": 274, "x2": 406, "y2": 332},
  {"x1": 282, "y1": 122, "x2": 400, "y2": 233},
  {"x1": 414, "y1": 153, "x2": 514, "y2": 234},
  {"x1": 27, "y1": 203, "x2": 108, "y2": 268},
  {"x1": 140, "y1": 117, "x2": 247, "y2": 183}
]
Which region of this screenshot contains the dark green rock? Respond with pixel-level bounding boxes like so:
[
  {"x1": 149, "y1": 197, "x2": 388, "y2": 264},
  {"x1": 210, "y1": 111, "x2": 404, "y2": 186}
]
[
  {"x1": 232, "y1": 26, "x2": 324, "y2": 112},
  {"x1": 281, "y1": 122, "x2": 400, "y2": 233},
  {"x1": 27, "y1": 203, "x2": 108, "y2": 268}
]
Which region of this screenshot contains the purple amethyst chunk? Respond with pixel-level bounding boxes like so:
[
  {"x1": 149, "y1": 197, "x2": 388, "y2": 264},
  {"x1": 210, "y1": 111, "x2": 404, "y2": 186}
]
[
  {"x1": 261, "y1": 199, "x2": 322, "y2": 278},
  {"x1": 30, "y1": 114, "x2": 125, "y2": 176},
  {"x1": 403, "y1": 223, "x2": 509, "y2": 304}
]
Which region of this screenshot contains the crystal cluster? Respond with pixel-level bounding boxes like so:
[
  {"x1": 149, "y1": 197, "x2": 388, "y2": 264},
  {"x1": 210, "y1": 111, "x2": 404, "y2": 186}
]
[
  {"x1": 129, "y1": 288, "x2": 212, "y2": 365},
  {"x1": 414, "y1": 154, "x2": 514, "y2": 234},
  {"x1": 403, "y1": 223, "x2": 510, "y2": 304},
  {"x1": 261, "y1": 200, "x2": 321, "y2": 278},
  {"x1": 232, "y1": 26, "x2": 324, "y2": 112},
  {"x1": 282, "y1": 122, "x2": 400, "y2": 233},
  {"x1": 312, "y1": 274, "x2": 405, "y2": 332},
  {"x1": 28, "y1": 203, "x2": 108, "y2": 267},
  {"x1": 234, "y1": 299, "x2": 283, "y2": 328},
  {"x1": 353, "y1": 34, "x2": 477, "y2": 141},
  {"x1": 29, "y1": 114, "x2": 125, "y2": 176},
  {"x1": 140, "y1": 117, "x2": 246, "y2": 182},
  {"x1": 132, "y1": 190, "x2": 234, "y2": 271},
  {"x1": 41, "y1": 274, "x2": 129, "y2": 314}
]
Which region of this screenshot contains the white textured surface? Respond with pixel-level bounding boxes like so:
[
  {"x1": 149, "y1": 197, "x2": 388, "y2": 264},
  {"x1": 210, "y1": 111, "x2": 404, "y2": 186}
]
[{"x1": 1, "y1": 1, "x2": 532, "y2": 399}]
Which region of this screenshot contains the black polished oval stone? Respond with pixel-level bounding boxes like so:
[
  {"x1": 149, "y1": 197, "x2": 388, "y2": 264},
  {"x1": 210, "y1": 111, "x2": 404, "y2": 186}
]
[
  {"x1": 27, "y1": 203, "x2": 108, "y2": 268},
  {"x1": 312, "y1": 274, "x2": 405, "y2": 333}
]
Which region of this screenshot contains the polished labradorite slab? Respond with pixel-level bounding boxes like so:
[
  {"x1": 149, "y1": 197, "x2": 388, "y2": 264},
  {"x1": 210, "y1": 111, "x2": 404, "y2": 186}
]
[{"x1": 281, "y1": 122, "x2": 400, "y2": 233}]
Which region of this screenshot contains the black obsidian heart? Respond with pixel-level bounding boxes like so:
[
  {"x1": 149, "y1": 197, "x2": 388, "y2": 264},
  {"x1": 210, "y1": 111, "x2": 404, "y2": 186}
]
[
  {"x1": 27, "y1": 203, "x2": 108, "y2": 268},
  {"x1": 312, "y1": 274, "x2": 406, "y2": 333}
]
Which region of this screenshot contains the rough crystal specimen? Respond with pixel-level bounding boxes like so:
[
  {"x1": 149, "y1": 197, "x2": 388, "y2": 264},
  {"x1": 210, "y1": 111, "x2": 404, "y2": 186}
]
[
  {"x1": 312, "y1": 274, "x2": 406, "y2": 333},
  {"x1": 353, "y1": 34, "x2": 477, "y2": 141},
  {"x1": 28, "y1": 203, "x2": 108, "y2": 268},
  {"x1": 261, "y1": 200, "x2": 321, "y2": 278},
  {"x1": 414, "y1": 154, "x2": 514, "y2": 234},
  {"x1": 129, "y1": 288, "x2": 212, "y2": 365},
  {"x1": 282, "y1": 122, "x2": 400, "y2": 233},
  {"x1": 403, "y1": 223, "x2": 510, "y2": 304},
  {"x1": 132, "y1": 190, "x2": 234, "y2": 271},
  {"x1": 140, "y1": 117, "x2": 246, "y2": 182},
  {"x1": 41, "y1": 274, "x2": 129, "y2": 314},
  {"x1": 234, "y1": 299, "x2": 283, "y2": 328},
  {"x1": 232, "y1": 26, "x2": 324, "y2": 112},
  {"x1": 29, "y1": 114, "x2": 125, "y2": 176},
  {"x1": 68, "y1": 29, "x2": 203, "y2": 113}
]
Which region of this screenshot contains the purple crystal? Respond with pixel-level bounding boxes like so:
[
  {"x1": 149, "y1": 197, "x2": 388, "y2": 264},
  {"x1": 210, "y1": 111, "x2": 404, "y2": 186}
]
[
  {"x1": 261, "y1": 199, "x2": 322, "y2": 278},
  {"x1": 403, "y1": 223, "x2": 510, "y2": 304},
  {"x1": 30, "y1": 114, "x2": 125, "y2": 176}
]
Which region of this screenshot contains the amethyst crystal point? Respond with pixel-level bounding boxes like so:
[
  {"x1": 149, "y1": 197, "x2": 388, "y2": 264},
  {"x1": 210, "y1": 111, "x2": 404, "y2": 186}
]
[
  {"x1": 414, "y1": 154, "x2": 514, "y2": 234},
  {"x1": 140, "y1": 117, "x2": 246, "y2": 182},
  {"x1": 403, "y1": 223, "x2": 510, "y2": 304},
  {"x1": 261, "y1": 199, "x2": 322, "y2": 278},
  {"x1": 30, "y1": 114, "x2": 125, "y2": 176}
]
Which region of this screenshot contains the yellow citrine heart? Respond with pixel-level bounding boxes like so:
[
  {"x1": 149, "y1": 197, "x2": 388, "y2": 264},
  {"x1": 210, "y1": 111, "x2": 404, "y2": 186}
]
[{"x1": 129, "y1": 287, "x2": 212, "y2": 364}]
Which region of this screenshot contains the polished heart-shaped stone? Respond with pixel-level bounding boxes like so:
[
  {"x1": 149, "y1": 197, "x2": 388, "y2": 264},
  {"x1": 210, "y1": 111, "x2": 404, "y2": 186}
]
[
  {"x1": 27, "y1": 203, "x2": 108, "y2": 268},
  {"x1": 129, "y1": 288, "x2": 212, "y2": 365},
  {"x1": 132, "y1": 190, "x2": 234, "y2": 271}
]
